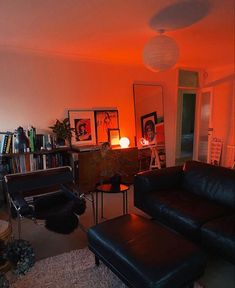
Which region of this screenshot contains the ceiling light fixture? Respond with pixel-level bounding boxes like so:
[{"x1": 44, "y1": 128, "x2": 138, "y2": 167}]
[
  {"x1": 143, "y1": 31, "x2": 179, "y2": 72},
  {"x1": 143, "y1": 0, "x2": 210, "y2": 72}
]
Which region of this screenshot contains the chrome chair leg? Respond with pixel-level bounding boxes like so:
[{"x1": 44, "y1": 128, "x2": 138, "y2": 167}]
[
  {"x1": 17, "y1": 212, "x2": 22, "y2": 239},
  {"x1": 90, "y1": 192, "x2": 96, "y2": 225}
]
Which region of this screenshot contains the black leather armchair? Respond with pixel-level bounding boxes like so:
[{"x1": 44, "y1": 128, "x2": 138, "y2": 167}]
[{"x1": 4, "y1": 166, "x2": 89, "y2": 238}]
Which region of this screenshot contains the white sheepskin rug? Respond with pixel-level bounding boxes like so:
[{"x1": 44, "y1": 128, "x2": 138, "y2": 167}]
[{"x1": 7, "y1": 248, "x2": 126, "y2": 288}]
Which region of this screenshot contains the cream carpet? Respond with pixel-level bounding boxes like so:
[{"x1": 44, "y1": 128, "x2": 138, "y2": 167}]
[{"x1": 7, "y1": 248, "x2": 126, "y2": 288}]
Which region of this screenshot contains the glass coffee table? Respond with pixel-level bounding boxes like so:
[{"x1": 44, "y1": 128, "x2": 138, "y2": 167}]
[{"x1": 95, "y1": 183, "x2": 130, "y2": 224}]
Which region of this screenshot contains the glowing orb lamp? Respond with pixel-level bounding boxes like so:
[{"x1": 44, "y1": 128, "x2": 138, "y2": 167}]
[{"x1": 119, "y1": 137, "x2": 130, "y2": 148}]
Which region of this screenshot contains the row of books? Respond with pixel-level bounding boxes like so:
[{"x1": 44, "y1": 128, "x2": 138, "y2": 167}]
[
  {"x1": 0, "y1": 130, "x2": 55, "y2": 155},
  {"x1": 0, "y1": 153, "x2": 69, "y2": 174}
]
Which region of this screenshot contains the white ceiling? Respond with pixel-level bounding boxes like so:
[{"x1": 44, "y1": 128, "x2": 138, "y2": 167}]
[{"x1": 0, "y1": 0, "x2": 234, "y2": 70}]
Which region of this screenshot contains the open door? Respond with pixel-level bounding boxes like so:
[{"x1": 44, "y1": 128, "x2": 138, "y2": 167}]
[{"x1": 196, "y1": 88, "x2": 213, "y2": 163}]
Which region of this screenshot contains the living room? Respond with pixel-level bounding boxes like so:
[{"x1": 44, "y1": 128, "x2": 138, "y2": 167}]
[{"x1": 0, "y1": 0, "x2": 234, "y2": 287}]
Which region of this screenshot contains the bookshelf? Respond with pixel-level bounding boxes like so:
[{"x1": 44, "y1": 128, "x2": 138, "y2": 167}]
[{"x1": 0, "y1": 148, "x2": 71, "y2": 204}]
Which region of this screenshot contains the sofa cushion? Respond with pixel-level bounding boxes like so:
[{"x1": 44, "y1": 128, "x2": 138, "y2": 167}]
[
  {"x1": 144, "y1": 189, "x2": 229, "y2": 240},
  {"x1": 182, "y1": 161, "x2": 235, "y2": 209},
  {"x1": 201, "y1": 214, "x2": 235, "y2": 264},
  {"x1": 134, "y1": 166, "x2": 183, "y2": 212}
]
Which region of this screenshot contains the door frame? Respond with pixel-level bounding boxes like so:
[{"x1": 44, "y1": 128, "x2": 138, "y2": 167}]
[{"x1": 194, "y1": 87, "x2": 214, "y2": 162}]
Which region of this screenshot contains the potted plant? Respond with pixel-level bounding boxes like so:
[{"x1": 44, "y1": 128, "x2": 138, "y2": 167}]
[
  {"x1": 49, "y1": 118, "x2": 74, "y2": 146},
  {"x1": 3, "y1": 239, "x2": 35, "y2": 276}
]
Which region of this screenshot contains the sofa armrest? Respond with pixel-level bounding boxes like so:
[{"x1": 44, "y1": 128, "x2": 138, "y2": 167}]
[{"x1": 134, "y1": 166, "x2": 183, "y2": 207}]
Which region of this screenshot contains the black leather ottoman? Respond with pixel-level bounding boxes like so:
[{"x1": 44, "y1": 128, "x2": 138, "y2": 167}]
[{"x1": 87, "y1": 214, "x2": 206, "y2": 288}]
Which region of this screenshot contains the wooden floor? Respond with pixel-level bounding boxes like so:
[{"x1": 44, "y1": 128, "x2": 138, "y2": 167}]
[{"x1": 0, "y1": 186, "x2": 234, "y2": 288}]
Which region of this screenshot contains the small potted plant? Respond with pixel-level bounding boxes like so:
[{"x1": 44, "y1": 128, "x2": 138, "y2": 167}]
[
  {"x1": 3, "y1": 239, "x2": 35, "y2": 276},
  {"x1": 49, "y1": 118, "x2": 74, "y2": 146}
]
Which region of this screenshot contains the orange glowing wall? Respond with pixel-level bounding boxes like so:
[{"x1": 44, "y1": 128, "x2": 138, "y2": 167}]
[
  {"x1": 204, "y1": 67, "x2": 235, "y2": 167},
  {"x1": 0, "y1": 49, "x2": 178, "y2": 166},
  {"x1": 1, "y1": 49, "x2": 233, "y2": 167}
]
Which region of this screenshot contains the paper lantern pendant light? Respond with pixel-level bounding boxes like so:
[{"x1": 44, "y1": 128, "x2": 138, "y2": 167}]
[{"x1": 143, "y1": 34, "x2": 179, "y2": 72}]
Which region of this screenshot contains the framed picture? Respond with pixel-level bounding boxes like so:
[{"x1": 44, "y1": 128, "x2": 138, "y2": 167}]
[
  {"x1": 141, "y1": 112, "x2": 157, "y2": 144},
  {"x1": 95, "y1": 110, "x2": 119, "y2": 143},
  {"x1": 108, "y1": 128, "x2": 120, "y2": 146},
  {"x1": 68, "y1": 110, "x2": 96, "y2": 146}
]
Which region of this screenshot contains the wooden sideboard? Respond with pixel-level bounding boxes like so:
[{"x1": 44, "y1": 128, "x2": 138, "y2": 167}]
[{"x1": 72, "y1": 147, "x2": 139, "y2": 192}]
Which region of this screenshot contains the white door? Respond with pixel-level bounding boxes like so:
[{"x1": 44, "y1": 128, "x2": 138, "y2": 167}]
[{"x1": 197, "y1": 88, "x2": 213, "y2": 162}]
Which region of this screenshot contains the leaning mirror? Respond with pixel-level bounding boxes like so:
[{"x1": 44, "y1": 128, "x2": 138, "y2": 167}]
[{"x1": 133, "y1": 83, "x2": 166, "y2": 168}]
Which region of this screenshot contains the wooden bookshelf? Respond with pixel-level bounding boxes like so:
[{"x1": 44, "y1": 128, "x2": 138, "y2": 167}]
[{"x1": 0, "y1": 148, "x2": 71, "y2": 204}]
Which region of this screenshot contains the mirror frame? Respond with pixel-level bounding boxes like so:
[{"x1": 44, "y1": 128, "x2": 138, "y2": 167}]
[{"x1": 133, "y1": 83, "x2": 166, "y2": 167}]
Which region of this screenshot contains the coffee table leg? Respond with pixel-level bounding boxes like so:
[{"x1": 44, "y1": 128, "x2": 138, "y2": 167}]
[
  {"x1": 125, "y1": 190, "x2": 128, "y2": 213},
  {"x1": 123, "y1": 192, "x2": 125, "y2": 214}
]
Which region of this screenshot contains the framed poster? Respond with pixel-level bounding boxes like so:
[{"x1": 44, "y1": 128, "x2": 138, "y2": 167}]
[
  {"x1": 95, "y1": 110, "x2": 119, "y2": 143},
  {"x1": 68, "y1": 110, "x2": 96, "y2": 146},
  {"x1": 210, "y1": 138, "x2": 223, "y2": 166},
  {"x1": 141, "y1": 112, "x2": 157, "y2": 144},
  {"x1": 108, "y1": 128, "x2": 120, "y2": 146}
]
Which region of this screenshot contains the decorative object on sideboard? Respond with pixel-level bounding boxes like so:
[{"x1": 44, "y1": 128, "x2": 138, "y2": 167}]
[
  {"x1": 108, "y1": 128, "x2": 120, "y2": 147},
  {"x1": 140, "y1": 137, "x2": 149, "y2": 146},
  {"x1": 141, "y1": 112, "x2": 157, "y2": 144},
  {"x1": 68, "y1": 110, "x2": 97, "y2": 147},
  {"x1": 95, "y1": 110, "x2": 119, "y2": 144},
  {"x1": 14, "y1": 127, "x2": 28, "y2": 153},
  {"x1": 109, "y1": 173, "x2": 121, "y2": 191},
  {"x1": 49, "y1": 118, "x2": 74, "y2": 147},
  {"x1": 119, "y1": 137, "x2": 130, "y2": 149}
]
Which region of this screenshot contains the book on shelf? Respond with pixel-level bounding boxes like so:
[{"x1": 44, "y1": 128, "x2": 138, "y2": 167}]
[
  {"x1": 0, "y1": 134, "x2": 6, "y2": 154},
  {"x1": 19, "y1": 155, "x2": 26, "y2": 173},
  {"x1": 35, "y1": 134, "x2": 44, "y2": 151},
  {"x1": 5, "y1": 134, "x2": 12, "y2": 154},
  {"x1": 0, "y1": 133, "x2": 12, "y2": 154},
  {"x1": 28, "y1": 127, "x2": 36, "y2": 152}
]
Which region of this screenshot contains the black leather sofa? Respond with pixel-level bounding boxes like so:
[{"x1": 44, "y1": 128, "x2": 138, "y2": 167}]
[{"x1": 134, "y1": 160, "x2": 235, "y2": 264}]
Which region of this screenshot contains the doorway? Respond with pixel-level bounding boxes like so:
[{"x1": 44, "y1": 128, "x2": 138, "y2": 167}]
[
  {"x1": 176, "y1": 89, "x2": 197, "y2": 164},
  {"x1": 181, "y1": 93, "x2": 196, "y2": 157}
]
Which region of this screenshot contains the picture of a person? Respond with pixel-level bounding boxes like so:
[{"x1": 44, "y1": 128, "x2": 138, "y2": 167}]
[
  {"x1": 103, "y1": 112, "x2": 112, "y2": 134},
  {"x1": 144, "y1": 120, "x2": 156, "y2": 144},
  {"x1": 75, "y1": 119, "x2": 91, "y2": 141}
]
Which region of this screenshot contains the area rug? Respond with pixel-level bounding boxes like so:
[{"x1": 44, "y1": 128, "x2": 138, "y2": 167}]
[{"x1": 7, "y1": 248, "x2": 126, "y2": 288}]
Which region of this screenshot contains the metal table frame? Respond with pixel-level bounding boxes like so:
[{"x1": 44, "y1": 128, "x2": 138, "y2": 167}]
[{"x1": 95, "y1": 183, "x2": 129, "y2": 224}]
